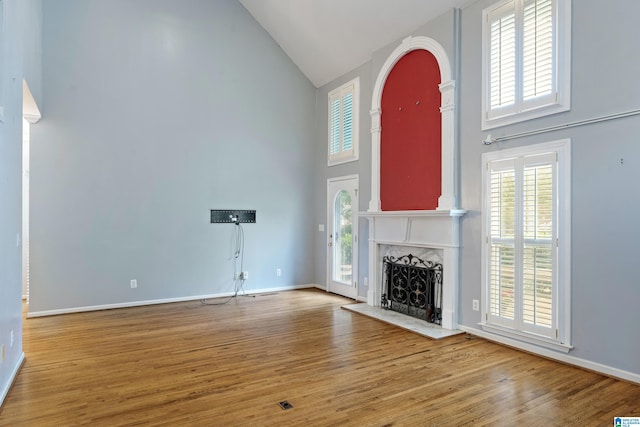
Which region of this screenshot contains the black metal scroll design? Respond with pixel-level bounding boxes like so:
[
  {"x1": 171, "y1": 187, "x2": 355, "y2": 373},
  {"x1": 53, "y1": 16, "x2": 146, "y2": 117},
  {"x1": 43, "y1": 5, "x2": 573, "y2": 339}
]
[
  {"x1": 382, "y1": 254, "x2": 443, "y2": 325},
  {"x1": 381, "y1": 293, "x2": 390, "y2": 310}
]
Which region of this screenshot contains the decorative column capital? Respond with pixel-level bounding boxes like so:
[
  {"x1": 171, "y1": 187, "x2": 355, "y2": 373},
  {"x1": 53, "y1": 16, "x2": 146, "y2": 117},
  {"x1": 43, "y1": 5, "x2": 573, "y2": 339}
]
[
  {"x1": 439, "y1": 80, "x2": 456, "y2": 112},
  {"x1": 370, "y1": 108, "x2": 381, "y2": 133}
]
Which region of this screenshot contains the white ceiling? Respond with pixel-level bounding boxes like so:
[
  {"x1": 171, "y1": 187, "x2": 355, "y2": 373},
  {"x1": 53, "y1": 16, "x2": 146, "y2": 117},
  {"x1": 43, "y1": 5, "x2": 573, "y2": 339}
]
[{"x1": 239, "y1": 0, "x2": 469, "y2": 88}]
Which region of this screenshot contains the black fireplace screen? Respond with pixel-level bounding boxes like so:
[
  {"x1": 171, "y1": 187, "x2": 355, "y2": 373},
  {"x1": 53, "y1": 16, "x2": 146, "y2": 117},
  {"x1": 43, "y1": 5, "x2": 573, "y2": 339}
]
[{"x1": 381, "y1": 254, "x2": 443, "y2": 325}]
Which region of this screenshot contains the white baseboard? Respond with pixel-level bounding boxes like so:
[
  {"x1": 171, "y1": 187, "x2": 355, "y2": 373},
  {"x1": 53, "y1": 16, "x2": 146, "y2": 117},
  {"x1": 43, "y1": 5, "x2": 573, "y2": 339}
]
[
  {"x1": 311, "y1": 284, "x2": 366, "y2": 302},
  {"x1": 0, "y1": 352, "x2": 25, "y2": 408},
  {"x1": 27, "y1": 284, "x2": 316, "y2": 318},
  {"x1": 458, "y1": 325, "x2": 640, "y2": 385}
]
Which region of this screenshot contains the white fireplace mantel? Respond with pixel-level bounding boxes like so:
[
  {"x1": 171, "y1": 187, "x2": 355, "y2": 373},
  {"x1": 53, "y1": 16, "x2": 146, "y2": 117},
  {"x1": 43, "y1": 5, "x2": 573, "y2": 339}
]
[{"x1": 360, "y1": 209, "x2": 465, "y2": 330}]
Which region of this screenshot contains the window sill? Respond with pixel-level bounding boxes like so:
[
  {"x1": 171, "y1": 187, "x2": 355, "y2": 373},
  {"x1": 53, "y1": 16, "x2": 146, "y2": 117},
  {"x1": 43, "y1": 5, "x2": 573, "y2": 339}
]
[
  {"x1": 328, "y1": 155, "x2": 359, "y2": 167},
  {"x1": 480, "y1": 322, "x2": 573, "y2": 353},
  {"x1": 482, "y1": 102, "x2": 570, "y2": 131}
]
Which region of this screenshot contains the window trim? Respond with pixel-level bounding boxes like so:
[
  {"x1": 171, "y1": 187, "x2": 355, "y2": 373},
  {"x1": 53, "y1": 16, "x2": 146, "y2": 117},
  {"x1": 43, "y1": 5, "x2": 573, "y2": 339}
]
[
  {"x1": 328, "y1": 77, "x2": 359, "y2": 166},
  {"x1": 481, "y1": 139, "x2": 572, "y2": 352},
  {"x1": 481, "y1": 0, "x2": 572, "y2": 130}
]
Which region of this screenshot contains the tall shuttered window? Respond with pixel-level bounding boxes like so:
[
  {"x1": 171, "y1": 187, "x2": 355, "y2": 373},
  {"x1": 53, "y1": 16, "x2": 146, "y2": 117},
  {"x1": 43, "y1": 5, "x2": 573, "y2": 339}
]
[
  {"x1": 482, "y1": 140, "x2": 571, "y2": 352},
  {"x1": 482, "y1": 0, "x2": 571, "y2": 129},
  {"x1": 328, "y1": 78, "x2": 359, "y2": 166}
]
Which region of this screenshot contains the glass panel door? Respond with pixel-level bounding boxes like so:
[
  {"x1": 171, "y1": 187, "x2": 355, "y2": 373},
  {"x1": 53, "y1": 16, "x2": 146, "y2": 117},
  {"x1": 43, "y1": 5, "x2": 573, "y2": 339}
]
[{"x1": 327, "y1": 176, "x2": 358, "y2": 299}]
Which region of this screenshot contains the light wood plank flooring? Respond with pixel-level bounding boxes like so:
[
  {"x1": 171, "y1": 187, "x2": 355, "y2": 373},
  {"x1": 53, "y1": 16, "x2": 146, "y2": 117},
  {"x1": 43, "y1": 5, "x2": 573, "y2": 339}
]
[{"x1": 1, "y1": 289, "x2": 639, "y2": 426}]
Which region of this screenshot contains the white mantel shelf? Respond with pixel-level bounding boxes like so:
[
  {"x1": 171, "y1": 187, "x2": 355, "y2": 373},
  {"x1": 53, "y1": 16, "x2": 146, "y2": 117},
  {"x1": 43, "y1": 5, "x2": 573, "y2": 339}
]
[{"x1": 360, "y1": 209, "x2": 467, "y2": 218}]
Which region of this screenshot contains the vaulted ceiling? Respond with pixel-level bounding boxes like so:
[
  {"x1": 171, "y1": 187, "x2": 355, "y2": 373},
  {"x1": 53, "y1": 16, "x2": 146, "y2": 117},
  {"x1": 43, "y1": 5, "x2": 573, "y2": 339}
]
[{"x1": 239, "y1": 0, "x2": 471, "y2": 88}]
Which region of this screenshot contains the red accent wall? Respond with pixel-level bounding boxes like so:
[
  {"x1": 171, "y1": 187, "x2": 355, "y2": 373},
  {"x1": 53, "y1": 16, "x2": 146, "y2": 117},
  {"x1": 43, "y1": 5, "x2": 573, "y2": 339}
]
[{"x1": 380, "y1": 50, "x2": 441, "y2": 211}]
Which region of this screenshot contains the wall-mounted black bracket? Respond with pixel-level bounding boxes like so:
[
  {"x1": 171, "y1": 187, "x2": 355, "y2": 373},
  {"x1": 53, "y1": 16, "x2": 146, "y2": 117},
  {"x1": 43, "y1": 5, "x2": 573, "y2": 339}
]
[{"x1": 210, "y1": 209, "x2": 256, "y2": 224}]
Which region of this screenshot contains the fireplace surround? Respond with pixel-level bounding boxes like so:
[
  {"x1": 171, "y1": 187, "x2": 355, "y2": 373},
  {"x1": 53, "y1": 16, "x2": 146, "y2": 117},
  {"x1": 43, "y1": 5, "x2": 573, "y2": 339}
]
[{"x1": 360, "y1": 210, "x2": 464, "y2": 330}]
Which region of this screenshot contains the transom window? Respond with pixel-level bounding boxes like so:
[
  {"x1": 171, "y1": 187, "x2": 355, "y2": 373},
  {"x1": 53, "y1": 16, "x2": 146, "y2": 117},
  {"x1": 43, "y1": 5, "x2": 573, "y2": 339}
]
[
  {"x1": 328, "y1": 77, "x2": 359, "y2": 166},
  {"x1": 482, "y1": 139, "x2": 571, "y2": 352},
  {"x1": 482, "y1": 0, "x2": 571, "y2": 129}
]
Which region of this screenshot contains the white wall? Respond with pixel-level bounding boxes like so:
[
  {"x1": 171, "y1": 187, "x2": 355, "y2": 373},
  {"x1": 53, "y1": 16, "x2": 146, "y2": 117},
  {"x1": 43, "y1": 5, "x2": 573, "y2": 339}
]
[
  {"x1": 0, "y1": 0, "x2": 42, "y2": 406},
  {"x1": 28, "y1": 0, "x2": 317, "y2": 314}
]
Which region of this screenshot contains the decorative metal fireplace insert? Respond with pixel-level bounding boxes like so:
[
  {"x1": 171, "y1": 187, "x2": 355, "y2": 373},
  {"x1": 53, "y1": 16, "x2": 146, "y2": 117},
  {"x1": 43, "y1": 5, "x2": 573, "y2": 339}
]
[{"x1": 381, "y1": 254, "x2": 443, "y2": 325}]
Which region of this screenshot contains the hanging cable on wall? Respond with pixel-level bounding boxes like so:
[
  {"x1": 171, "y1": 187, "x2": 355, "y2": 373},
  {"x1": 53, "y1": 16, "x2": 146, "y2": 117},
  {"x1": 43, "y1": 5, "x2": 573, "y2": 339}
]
[
  {"x1": 202, "y1": 214, "x2": 256, "y2": 306},
  {"x1": 232, "y1": 222, "x2": 253, "y2": 299}
]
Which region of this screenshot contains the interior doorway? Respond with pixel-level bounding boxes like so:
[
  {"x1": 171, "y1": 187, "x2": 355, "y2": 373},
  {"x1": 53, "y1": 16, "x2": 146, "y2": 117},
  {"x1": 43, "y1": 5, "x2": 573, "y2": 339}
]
[
  {"x1": 22, "y1": 79, "x2": 41, "y2": 304},
  {"x1": 327, "y1": 175, "x2": 358, "y2": 299},
  {"x1": 22, "y1": 118, "x2": 30, "y2": 301}
]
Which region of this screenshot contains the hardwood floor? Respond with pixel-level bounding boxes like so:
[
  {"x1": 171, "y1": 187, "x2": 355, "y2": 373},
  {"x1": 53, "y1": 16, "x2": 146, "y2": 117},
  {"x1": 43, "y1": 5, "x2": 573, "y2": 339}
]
[{"x1": 1, "y1": 289, "x2": 639, "y2": 426}]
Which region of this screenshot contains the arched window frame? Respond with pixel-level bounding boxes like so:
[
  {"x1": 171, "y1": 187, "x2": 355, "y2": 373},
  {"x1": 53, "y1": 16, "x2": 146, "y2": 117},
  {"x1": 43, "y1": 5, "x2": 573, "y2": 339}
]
[{"x1": 368, "y1": 36, "x2": 457, "y2": 212}]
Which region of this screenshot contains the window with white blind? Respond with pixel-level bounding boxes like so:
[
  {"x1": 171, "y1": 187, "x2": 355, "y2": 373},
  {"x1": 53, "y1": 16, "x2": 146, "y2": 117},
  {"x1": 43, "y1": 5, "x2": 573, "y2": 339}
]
[
  {"x1": 328, "y1": 78, "x2": 359, "y2": 166},
  {"x1": 481, "y1": 140, "x2": 571, "y2": 352},
  {"x1": 482, "y1": 0, "x2": 571, "y2": 129}
]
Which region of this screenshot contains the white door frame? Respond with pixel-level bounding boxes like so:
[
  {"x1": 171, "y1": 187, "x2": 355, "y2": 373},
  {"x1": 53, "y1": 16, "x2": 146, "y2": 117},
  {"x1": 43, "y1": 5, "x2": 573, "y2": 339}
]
[
  {"x1": 326, "y1": 174, "x2": 359, "y2": 299},
  {"x1": 23, "y1": 80, "x2": 41, "y2": 303},
  {"x1": 22, "y1": 119, "x2": 30, "y2": 300}
]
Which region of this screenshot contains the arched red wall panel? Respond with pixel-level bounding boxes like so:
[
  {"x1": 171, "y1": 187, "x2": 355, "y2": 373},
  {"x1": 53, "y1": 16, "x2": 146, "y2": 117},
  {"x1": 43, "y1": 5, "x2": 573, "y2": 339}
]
[{"x1": 380, "y1": 49, "x2": 441, "y2": 211}]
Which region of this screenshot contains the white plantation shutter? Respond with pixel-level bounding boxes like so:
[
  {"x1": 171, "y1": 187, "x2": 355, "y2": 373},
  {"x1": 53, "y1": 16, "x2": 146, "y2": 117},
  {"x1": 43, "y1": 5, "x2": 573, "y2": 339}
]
[
  {"x1": 523, "y1": 0, "x2": 554, "y2": 102},
  {"x1": 489, "y1": 164, "x2": 516, "y2": 326},
  {"x1": 522, "y1": 160, "x2": 554, "y2": 334},
  {"x1": 486, "y1": 152, "x2": 557, "y2": 339},
  {"x1": 328, "y1": 78, "x2": 359, "y2": 165},
  {"x1": 329, "y1": 96, "x2": 341, "y2": 156},
  {"x1": 489, "y1": 6, "x2": 516, "y2": 110},
  {"x1": 483, "y1": 0, "x2": 568, "y2": 128},
  {"x1": 342, "y1": 92, "x2": 353, "y2": 151}
]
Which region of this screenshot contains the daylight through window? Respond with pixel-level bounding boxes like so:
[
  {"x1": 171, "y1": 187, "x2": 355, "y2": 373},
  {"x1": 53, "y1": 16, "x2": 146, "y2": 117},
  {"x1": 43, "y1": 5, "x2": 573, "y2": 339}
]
[
  {"x1": 328, "y1": 78, "x2": 359, "y2": 165},
  {"x1": 482, "y1": 140, "x2": 571, "y2": 351},
  {"x1": 483, "y1": 0, "x2": 570, "y2": 129}
]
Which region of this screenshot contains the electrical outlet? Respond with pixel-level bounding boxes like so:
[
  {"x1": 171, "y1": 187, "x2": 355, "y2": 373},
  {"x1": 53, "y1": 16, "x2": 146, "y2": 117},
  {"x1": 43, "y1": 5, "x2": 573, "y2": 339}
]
[
  {"x1": 472, "y1": 299, "x2": 480, "y2": 311},
  {"x1": 276, "y1": 268, "x2": 281, "y2": 277},
  {"x1": 241, "y1": 271, "x2": 248, "y2": 280},
  {"x1": 130, "y1": 279, "x2": 137, "y2": 289}
]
